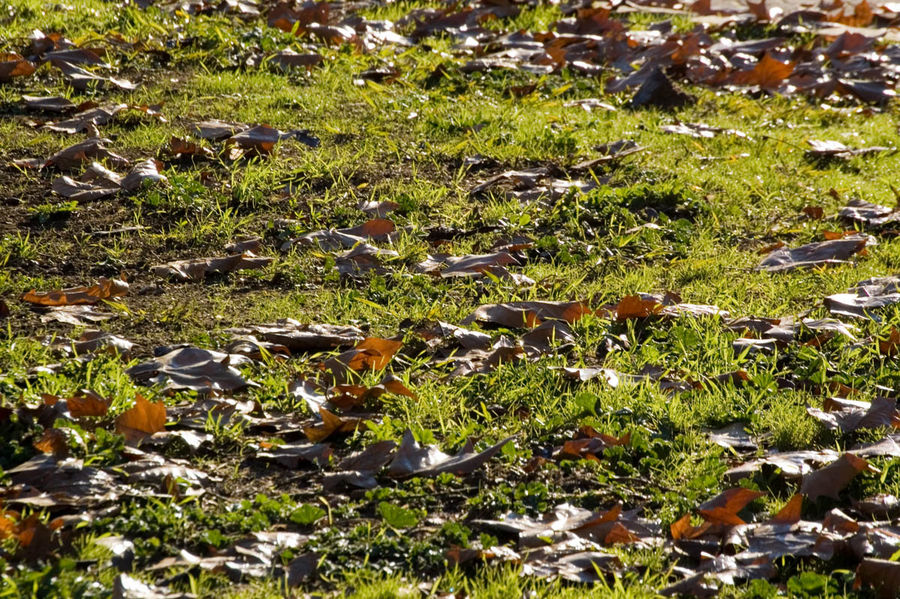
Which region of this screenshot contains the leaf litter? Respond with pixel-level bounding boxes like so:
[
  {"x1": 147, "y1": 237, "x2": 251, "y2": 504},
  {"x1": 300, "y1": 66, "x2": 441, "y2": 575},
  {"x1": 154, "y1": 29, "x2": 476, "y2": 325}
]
[{"x1": 11, "y1": 0, "x2": 900, "y2": 595}]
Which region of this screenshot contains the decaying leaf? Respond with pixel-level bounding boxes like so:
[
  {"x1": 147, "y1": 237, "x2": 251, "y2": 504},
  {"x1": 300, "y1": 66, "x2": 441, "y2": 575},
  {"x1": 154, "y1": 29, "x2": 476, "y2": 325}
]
[
  {"x1": 387, "y1": 429, "x2": 514, "y2": 478},
  {"x1": 807, "y1": 397, "x2": 900, "y2": 433},
  {"x1": 302, "y1": 408, "x2": 366, "y2": 443},
  {"x1": 839, "y1": 199, "x2": 900, "y2": 228},
  {"x1": 22, "y1": 278, "x2": 128, "y2": 307},
  {"x1": 121, "y1": 159, "x2": 168, "y2": 192},
  {"x1": 43, "y1": 103, "x2": 126, "y2": 134},
  {"x1": 43, "y1": 138, "x2": 128, "y2": 170},
  {"x1": 855, "y1": 558, "x2": 900, "y2": 599},
  {"x1": 826, "y1": 276, "x2": 900, "y2": 319},
  {"x1": 226, "y1": 320, "x2": 364, "y2": 355},
  {"x1": 0, "y1": 53, "x2": 36, "y2": 82},
  {"x1": 151, "y1": 252, "x2": 273, "y2": 281},
  {"x1": 800, "y1": 453, "x2": 874, "y2": 501},
  {"x1": 462, "y1": 300, "x2": 592, "y2": 328},
  {"x1": 757, "y1": 236, "x2": 868, "y2": 272},
  {"x1": 127, "y1": 346, "x2": 253, "y2": 392},
  {"x1": 256, "y1": 441, "x2": 332, "y2": 468},
  {"x1": 226, "y1": 124, "x2": 319, "y2": 157},
  {"x1": 320, "y1": 337, "x2": 402, "y2": 383},
  {"x1": 115, "y1": 395, "x2": 166, "y2": 442},
  {"x1": 805, "y1": 140, "x2": 891, "y2": 161}
]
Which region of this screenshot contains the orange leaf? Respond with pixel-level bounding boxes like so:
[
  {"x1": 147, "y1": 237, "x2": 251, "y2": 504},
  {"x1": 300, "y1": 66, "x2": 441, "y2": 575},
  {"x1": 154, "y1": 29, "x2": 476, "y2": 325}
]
[
  {"x1": 67, "y1": 390, "x2": 110, "y2": 418},
  {"x1": 732, "y1": 53, "x2": 794, "y2": 89},
  {"x1": 33, "y1": 428, "x2": 68, "y2": 457},
  {"x1": 615, "y1": 295, "x2": 663, "y2": 320},
  {"x1": 115, "y1": 395, "x2": 166, "y2": 441}
]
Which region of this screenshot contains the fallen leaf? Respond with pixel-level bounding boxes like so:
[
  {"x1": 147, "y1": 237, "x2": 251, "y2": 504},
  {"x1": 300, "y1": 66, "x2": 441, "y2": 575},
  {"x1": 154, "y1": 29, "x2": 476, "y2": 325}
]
[
  {"x1": 121, "y1": 159, "x2": 167, "y2": 192},
  {"x1": 115, "y1": 396, "x2": 166, "y2": 442},
  {"x1": 44, "y1": 138, "x2": 129, "y2": 170},
  {"x1": 127, "y1": 346, "x2": 253, "y2": 392},
  {"x1": 805, "y1": 139, "x2": 891, "y2": 160},
  {"x1": 731, "y1": 53, "x2": 794, "y2": 89},
  {"x1": 807, "y1": 397, "x2": 900, "y2": 433},
  {"x1": 0, "y1": 53, "x2": 36, "y2": 81},
  {"x1": 855, "y1": 558, "x2": 900, "y2": 599},
  {"x1": 462, "y1": 300, "x2": 592, "y2": 328},
  {"x1": 33, "y1": 428, "x2": 68, "y2": 457},
  {"x1": 387, "y1": 429, "x2": 514, "y2": 478},
  {"x1": 800, "y1": 453, "x2": 873, "y2": 501},
  {"x1": 302, "y1": 408, "x2": 366, "y2": 443},
  {"x1": 22, "y1": 278, "x2": 128, "y2": 306},
  {"x1": 757, "y1": 236, "x2": 868, "y2": 272},
  {"x1": 826, "y1": 276, "x2": 900, "y2": 319},
  {"x1": 151, "y1": 252, "x2": 273, "y2": 281}
]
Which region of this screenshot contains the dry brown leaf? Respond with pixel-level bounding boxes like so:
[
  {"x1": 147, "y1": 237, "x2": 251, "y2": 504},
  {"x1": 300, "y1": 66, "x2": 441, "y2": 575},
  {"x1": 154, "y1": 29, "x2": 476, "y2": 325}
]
[
  {"x1": 463, "y1": 300, "x2": 592, "y2": 328},
  {"x1": 302, "y1": 408, "x2": 366, "y2": 443},
  {"x1": 44, "y1": 138, "x2": 129, "y2": 170},
  {"x1": 770, "y1": 494, "x2": 803, "y2": 524},
  {"x1": 51, "y1": 175, "x2": 119, "y2": 201},
  {"x1": 115, "y1": 395, "x2": 166, "y2": 441},
  {"x1": 121, "y1": 159, "x2": 167, "y2": 192},
  {"x1": 66, "y1": 390, "x2": 110, "y2": 418},
  {"x1": 855, "y1": 558, "x2": 900, "y2": 599},
  {"x1": 800, "y1": 453, "x2": 873, "y2": 500},
  {"x1": 33, "y1": 429, "x2": 68, "y2": 457},
  {"x1": 731, "y1": 53, "x2": 794, "y2": 89},
  {"x1": 168, "y1": 135, "x2": 215, "y2": 158},
  {"x1": 127, "y1": 346, "x2": 252, "y2": 392},
  {"x1": 807, "y1": 397, "x2": 900, "y2": 433},
  {"x1": 387, "y1": 429, "x2": 514, "y2": 478},
  {"x1": 0, "y1": 53, "x2": 36, "y2": 81},
  {"x1": 151, "y1": 251, "x2": 273, "y2": 281},
  {"x1": 697, "y1": 488, "x2": 766, "y2": 525},
  {"x1": 21, "y1": 277, "x2": 128, "y2": 306},
  {"x1": 757, "y1": 236, "x2": 868, "y2": 272}
]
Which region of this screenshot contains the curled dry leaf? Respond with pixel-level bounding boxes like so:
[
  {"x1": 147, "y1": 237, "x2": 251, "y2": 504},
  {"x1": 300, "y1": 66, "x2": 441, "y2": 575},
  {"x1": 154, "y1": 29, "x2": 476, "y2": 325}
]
[
  {"x1": 320, "y1": 337, "x2": 402, "y2": 383},
  {"x1": 66, "y1": 390, "x2": 110, "y2": 418},
  {"x1": 0, "y1": 53, "x2": 36, "y2": 81},
  {"x1": 800, "y1": 453, "x2": 874, "y2": 501},
  {"x1": 115, "y1": 395, "x2": 166, "y2": 442},
  {"x1": 731, "y1": 53, "x2": 794, "y2": 89},
  {"x1": 757, "y1": 236, "x2": 868, "y2": 272},
  {"x1": 826, "y1": 276, "x2": 900, "y2": 319},
  {"x1": 226, "y1": 320, "x2": 364, "y2": 354},
  {"x1": 386, "y1": 429, "x2": 514, "y2": 478},
  {"x1": 33, "y1": 428, "x2": 68, "y2": 457},
  {"x1": 839, "y1": 199, "x2": 900, "y2": 228},
  {"x1": 855, "y1": 558, "x2": 900, "y2": 599},
  {"x1": 22, "y1": 277, "x2": 128, "y2": 307},
  {"x1": 151, "y1": 251, "x2": 273, "y2": 281},
  {"x1": 168, "y1": 135, "x2": 215, "y2": 158},
  {"x1": 805, "y1": 140, "x2": 891, "y2": 160},
  {"x1": 270, "y1": 48, "x2": 323, "y2": 70},
  {"x1": 44, "y1": 138, "x2": 129, "y2": 170},
  {"x1": 121, "y1": 159, "x2": 167, "y2": 192},
  {"x1": 38, "y1": 305, "x2": 116, "y2": 325},
  {"x1": 283, "y1": 218, "x2": 395, "y2": 251},
  {"x1": 462, "y1": 300, "x2": 592, "y2": 328},
  {"x1": 51, "y1": 175, "x2": 119, "y2": 201},
  {"x1": 22, "y1": 95, "x2": 76, "y2": 113},
  {"x1": 44, "y1": 103, "x2": 126, "y2": 134},
  {"x1": 127, "y1": 345, "x2": 253, "y2": 392},
  {"x1": 302, "y1": 408, "x2": 367, "y2": 443},
  {"x1": 807, "y1": 397, "x2": 900, "y2": 433},
  {"x1": 256, "y1": 441, "x2": 332, "y2": 468},
  {"x1": 323, "y1": 440, "x2": 397, "y2": 490},
  {"x1": 226, "y1": 124, "x2": 319, "y2": 157}
]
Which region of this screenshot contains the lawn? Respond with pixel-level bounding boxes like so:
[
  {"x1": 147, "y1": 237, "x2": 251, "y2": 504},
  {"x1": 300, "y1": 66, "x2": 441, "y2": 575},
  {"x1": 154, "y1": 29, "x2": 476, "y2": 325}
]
[{"x1": 2, "y1": 0, "x2": 900, "y2": 596}]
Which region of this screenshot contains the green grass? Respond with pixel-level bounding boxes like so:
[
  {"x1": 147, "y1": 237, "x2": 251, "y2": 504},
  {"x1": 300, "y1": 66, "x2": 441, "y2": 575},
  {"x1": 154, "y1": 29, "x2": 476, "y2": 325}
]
[{"x1": 2, "y1": 0, "x2": 900, "y2": 596}]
